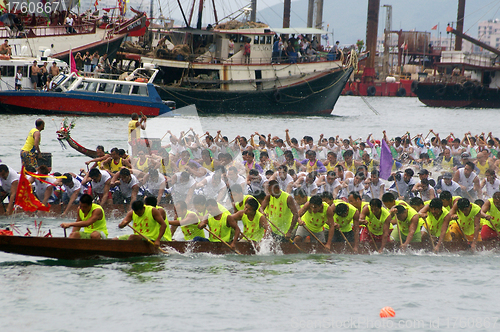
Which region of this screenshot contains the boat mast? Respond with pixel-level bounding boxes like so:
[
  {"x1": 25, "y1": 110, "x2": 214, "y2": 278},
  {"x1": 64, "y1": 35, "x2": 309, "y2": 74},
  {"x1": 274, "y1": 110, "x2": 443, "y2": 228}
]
[
  {"x1": 283, "y1": 0, "x2": 291, "y2": 28},
  {"x1": 196, "y1": 0, "x2": 204, "y2": 29},
  {"x1": 455, "y1": 0, "x2": 465, "y2": 51},
  {"x1": 250, "y1": 0, "x2": 256, "y2": 22},
  {"x1": 363, "y1": 0, "x2": 380, "y2": 83},
  {"x1": 381, "y1": 4, "x2": 392, "y2": 80},
  {"x1": 315, "y1": 0, "x2": 324, "y2": 42}
]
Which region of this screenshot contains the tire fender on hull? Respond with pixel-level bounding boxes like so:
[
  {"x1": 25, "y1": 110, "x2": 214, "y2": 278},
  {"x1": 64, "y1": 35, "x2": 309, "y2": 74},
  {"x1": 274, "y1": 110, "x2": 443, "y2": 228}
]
[
  {"x1": 366, "y1": 86, "x2": 376, "y2": 96},
  {"x1": 435, "y1": 83, "x2": 446, "y2": 97},
  {"x1": 396, "y1": 87, "x2": 406, "y2": 97}
]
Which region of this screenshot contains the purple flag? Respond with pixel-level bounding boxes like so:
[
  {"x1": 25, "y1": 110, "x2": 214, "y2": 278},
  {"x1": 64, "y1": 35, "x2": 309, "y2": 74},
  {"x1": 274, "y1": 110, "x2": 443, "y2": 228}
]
[{"x1": 379, "y1": 139, "x2": 393, "y2": 180}]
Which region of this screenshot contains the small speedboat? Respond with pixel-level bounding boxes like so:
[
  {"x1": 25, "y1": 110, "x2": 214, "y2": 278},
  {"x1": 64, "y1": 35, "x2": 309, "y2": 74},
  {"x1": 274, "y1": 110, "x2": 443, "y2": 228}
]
[{"x1": 0, "y1": 64, "x2": 175, "y2": 117}]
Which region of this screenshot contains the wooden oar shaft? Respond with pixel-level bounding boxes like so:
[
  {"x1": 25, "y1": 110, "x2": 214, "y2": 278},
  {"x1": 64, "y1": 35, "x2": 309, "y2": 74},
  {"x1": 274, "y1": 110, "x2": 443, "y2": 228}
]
[
  {"x1": 395, "y1": 219, "x2": 404, "y2": 246},
  {"x1": 423, "y1": 217, "x2": 435, "y2": 248},
  {"x1": 127, "y1": 224, "x2": 169, "y2": 254},
  {"x1": 265, "y1": 217, "x2": 305, "y2": 253},
  {"x1": 367, "y1": 227, "x2": 379, "y2": 251},
  {"x1": 301, "y1": 224, "x2": 330, "y2": 252},
  {"x1": 336, "y1": 227, "x2": 355, "y2": 252},
  {"x1": 203, "y1": 226, "x2": 241, "y2": 255}
]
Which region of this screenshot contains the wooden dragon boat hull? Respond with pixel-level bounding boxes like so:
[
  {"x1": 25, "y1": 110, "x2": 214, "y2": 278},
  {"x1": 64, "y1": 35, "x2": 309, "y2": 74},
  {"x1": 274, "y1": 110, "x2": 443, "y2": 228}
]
[{"x1": 0, "y1": 235, "x2": 498, "y2": 260}]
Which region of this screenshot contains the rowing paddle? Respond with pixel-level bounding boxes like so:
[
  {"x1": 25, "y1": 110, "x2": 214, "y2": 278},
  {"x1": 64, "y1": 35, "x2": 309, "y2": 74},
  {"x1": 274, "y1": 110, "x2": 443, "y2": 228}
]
[
  {"x1": 264, "y1": 216, "x2": 305, "y2": 253},
  {"x1": 127, "y1": 224, "x2": 169, "y2": 254},
  {"x1": 301, "y1": 224, "x2": 331, "y2": 252},
  {"x1": 336, "y1": 226, "x2": 356, "y2": 253},
  {"x1": 202, "y1": 225, "x2": 242, "y2": 255}
]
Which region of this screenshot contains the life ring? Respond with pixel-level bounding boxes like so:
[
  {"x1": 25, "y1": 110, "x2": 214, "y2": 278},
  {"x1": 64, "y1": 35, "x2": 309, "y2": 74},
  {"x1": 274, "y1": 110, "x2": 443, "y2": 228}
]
[
  {"x1": 274, "y1": 90, "x2": 281, "y2": 102},
  {"x1": 435, "y1": 83, "x2": 446, "y2": 96},
  {"x1": 135, "y1": 78, "x2": 147, "y2": 82},
  {"x1": 396, "y1": 87, "x2": 406, "y2": 97},
  {"x1": 452, "y1": 84, "x2": 463, "y2": 95},
  {"x1": 411, "y1": 80, "x2": 418, "y2": 93},
  {"x1": 366, "y1": 86, "x2": 376, "y2": 96}
]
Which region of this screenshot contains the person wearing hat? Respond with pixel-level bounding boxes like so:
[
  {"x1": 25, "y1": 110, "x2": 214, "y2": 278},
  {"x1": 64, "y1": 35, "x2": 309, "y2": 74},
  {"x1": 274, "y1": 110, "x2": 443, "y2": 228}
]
[
  {"x1": 388, "y1": 168, "x2": 416, "y2": 201},
  {"x1": 435, "y1": 172, "x2": 461, "y2": 196},
  {"x1": 54, "y1": 172, "x2": 84, "y2": 216}
]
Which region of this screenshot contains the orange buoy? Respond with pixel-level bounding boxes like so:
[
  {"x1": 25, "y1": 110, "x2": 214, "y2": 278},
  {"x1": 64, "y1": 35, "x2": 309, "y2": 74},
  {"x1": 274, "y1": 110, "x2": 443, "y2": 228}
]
[{"x1": 379, "y1": 306, "x2": 395, "y2": 318}]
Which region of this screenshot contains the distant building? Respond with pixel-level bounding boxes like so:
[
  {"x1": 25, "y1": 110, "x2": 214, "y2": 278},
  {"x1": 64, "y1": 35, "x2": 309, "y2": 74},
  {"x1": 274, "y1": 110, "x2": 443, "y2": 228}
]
[{"x1": 476, "y1": 19, "x2": 500, "y2": 54}]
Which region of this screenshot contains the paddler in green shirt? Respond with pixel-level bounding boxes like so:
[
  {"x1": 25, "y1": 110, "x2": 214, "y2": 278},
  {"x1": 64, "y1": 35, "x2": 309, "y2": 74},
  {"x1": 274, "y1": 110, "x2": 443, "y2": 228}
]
[
  {"x1": 296, "y1": 195, "x2": 333, "y2": 243},
  {"x1": 118, "y1": 200, "x2": 169, "y2": 246},
  {"x1": 480, "y1": 192, "x2": 500, "y2": 241},
  {"x1": 60, "y1": 194, "x2": 108, "y2": 239}
]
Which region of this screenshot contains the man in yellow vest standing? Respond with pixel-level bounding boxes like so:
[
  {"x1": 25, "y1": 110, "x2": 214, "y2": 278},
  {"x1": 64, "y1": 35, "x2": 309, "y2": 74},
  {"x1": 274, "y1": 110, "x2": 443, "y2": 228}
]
[
  {"x1": 128, "y1": 112, "x2": 147, "y2": 157},
  {"x1": 21, "y1": 118, "x2": 44, "y2": 172}
]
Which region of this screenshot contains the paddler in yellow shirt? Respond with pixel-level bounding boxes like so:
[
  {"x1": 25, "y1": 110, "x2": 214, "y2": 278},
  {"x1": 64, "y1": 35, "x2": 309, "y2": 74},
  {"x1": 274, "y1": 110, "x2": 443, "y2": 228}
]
[
  {"x1": 295, "y1": 195, "x2": 333, "y2": 243},
  {"x1": 60, "y1": 194, "x2": 108, "y2": 239},
  {"x1": 169, "y1": 201, "x2": 206, "y2": 241},
  {"x1": 389, "y1": 205, "x2": 422, "y2": 250},
  {"x1": 231, "y1": 197, "x2": 270, "y2": 243},
  {"x1": 197, "y1": 199, "x2": 241, "y2": 249},
  {"x1": 118, "y1": 199, "x2": 169, "y2": 246},
  {"x1": 326, "y1": 202, "x2": 360, "y2": 253},
  {"x1": 480, "y1": 192, "x2": 500, "y2": 241},
  {"x1": 418, "y1": 198, "x2": 453, "y2": 252},
  {"x1": 358, "y1": 198, "x2": 392, "y2": 253},
  {"x1": 446, "y1": 198, "x2": 491, "y2": 251}
]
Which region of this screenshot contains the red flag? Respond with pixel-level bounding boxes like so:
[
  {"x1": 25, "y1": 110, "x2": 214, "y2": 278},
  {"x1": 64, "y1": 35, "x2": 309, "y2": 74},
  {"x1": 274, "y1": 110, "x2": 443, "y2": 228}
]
[
  {"x1": 15, "y1": 166, "x2": 50, "y2": 212},
  {"x1": 70, "y1": 49, "x2": 78, "y2": 75},
  {"x1": 431, "y1": 25, "x2": 438, "y2": 30}
]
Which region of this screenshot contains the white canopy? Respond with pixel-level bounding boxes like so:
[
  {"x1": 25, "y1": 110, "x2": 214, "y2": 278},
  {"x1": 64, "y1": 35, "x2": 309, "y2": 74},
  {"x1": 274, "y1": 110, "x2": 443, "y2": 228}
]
[{"x1": 270, "y1": 27, "x2": 329, "y2": 35}]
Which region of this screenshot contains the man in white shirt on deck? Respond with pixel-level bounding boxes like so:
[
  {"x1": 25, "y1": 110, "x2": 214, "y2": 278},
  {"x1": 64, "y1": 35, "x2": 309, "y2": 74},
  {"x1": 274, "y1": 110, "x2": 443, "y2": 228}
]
[
  {"x1": 453, "y1": 161, "x2": 481, "y2": 200},
  {"x1": 81, "y1": 168, "x2": 112, "y2": 206},
  {"x1": 111, "y1": 168, "x2": 140, "y2": 210}
]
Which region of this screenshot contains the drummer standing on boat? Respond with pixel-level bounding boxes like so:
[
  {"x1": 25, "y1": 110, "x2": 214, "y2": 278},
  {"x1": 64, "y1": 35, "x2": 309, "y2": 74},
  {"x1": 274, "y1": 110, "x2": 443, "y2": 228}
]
[
  {"x1": 128, "y1": 112, "x2": 147, "y2": 157},
  {"x1": 20, "y1": 118, "x2": 44, "y2": 172}
]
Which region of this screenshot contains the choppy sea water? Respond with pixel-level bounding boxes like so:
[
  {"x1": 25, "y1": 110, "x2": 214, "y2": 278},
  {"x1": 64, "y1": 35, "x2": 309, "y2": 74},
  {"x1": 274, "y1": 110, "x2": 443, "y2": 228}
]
[{"x1": 1, "y1": 96, "x2": 500, "y2": 331}]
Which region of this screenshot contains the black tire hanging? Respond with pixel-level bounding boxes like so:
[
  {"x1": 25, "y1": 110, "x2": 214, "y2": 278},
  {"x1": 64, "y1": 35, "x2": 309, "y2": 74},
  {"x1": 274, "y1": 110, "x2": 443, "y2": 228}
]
[
  {"x1": 274, "y1": 90, "x2": 281, "y2": 102},
  {"x1": 435, "y1": 83, "x2": 446, "y2": 96},
  {"x1": 396, "y1": 87, "x2": 406, "y2": 97},
  {"x1": 366, "y1": 86, "x2": 376, "y2": 96}
]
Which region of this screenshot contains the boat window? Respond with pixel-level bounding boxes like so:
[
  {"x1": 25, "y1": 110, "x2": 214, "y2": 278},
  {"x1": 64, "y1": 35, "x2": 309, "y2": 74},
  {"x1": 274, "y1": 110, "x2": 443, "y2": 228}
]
[
  {"x1": 98, "y1": 83, "x2": 114, "y2": 93},
  {"x1": 239, "y1": 35, "x2": 246, "y2": 43},
  {"x1": 1, "y1": 66, "x2": 15, "y2": 77},
  {"x1": 131, "y1": 84, "x2": 149, "y2": 96},
  {"x1": 59, "y1": 76, "x2": 77, "y2": 90},
  {"x1": 86, "y1": 82, "x2": 98, "y2": 92},
  {"x1": 260, "y1": 36, "x2": 266, "y2": 44},
  {"x1": 266, "y1": 36, "x2": 272, "y2": 44},
  {"x1": 254, "y1": 36, "x2": 259, "y2": 44},
  {"x1": 17, "y1": 66, "x2": 28, "y2": 78},
  {"x1": 75, "y1": 81, "x2": 90, "y2": 90},
  {"x1": 115, "y1": 84, "x2": 131, "y2": 95}
]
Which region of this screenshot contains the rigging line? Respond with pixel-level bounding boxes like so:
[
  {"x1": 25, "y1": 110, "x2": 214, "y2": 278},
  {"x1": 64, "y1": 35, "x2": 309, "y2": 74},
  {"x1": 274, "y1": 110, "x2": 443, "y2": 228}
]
[
  {"x1": 464, "y1": 0, "x2": 498, "y2": 33},
  {"x1": 360, "y1": 95, "x2": 380, "y2": 115}
]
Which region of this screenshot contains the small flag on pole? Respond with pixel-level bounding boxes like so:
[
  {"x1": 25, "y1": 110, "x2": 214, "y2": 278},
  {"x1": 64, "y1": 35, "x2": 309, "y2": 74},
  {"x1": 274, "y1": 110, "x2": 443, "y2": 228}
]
[
  {"x1": 431, "y1": 25, "x2": 438, "y2": 30},
  {"x1": 15, "y1": 166, "x2": 50, "y2": 212}
]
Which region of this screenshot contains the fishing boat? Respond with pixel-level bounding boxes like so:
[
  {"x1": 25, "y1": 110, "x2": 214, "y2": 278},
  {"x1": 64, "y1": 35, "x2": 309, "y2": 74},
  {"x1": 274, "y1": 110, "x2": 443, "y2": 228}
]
[
  {"x1": 1, "y1": 8, "x2": 148, "y2": 64},
  {"x1": 413, "y1": 0, "x2": 500, "y2": 108},
  {"x1": 120, "y1": 0, "x2": 353, "y2": 115},
  {"x1": 0, "y1": 235, "x2": 497, "y2": 259},
  {"x1": 0, "y1": 64, "x2": 175, "y2": 116}
]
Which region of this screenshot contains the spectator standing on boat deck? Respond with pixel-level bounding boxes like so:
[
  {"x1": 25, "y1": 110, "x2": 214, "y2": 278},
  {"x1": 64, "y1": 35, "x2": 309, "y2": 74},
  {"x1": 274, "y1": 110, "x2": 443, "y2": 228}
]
[
  {"x1": 83, "y1": 51, "x2": 92, "y2": 74},
  {"x1": 331, "y1": 41, "x2": 340, "y2": 60},
  {"x1": 60, "y1": 194, "x2": 108, "y2": 239},
  {"x1": 99, "y1": 53, "x2": 110, "y2": 73},
  {"x1": 91, "y1": 51, "x2": 99, "y2": 71},
  {"x1": 128, "y1": 112, "x2": 147, "y2": 157},
  {"x1": 244, "y1": 39, "x2": 251, "y2": 64},
  {"x1": 20, "y1": 118, "x2": 44, "y2": 172},
  {"x1": 49, "y1": 62, "x2": 59, "y2": 80},
  {"x1": 74, "y1": 52, "x2": 83, "y2": 71},
  {"x1": 40, "y1": 62, "x2": 48, "y2": 88},
  {"x1": 0, "y1": 164, "x2": 20, "y2": 215},
  {"x1": 30, "y1": 60, "x2": 40, "y2": 89},
  {"x1": 65, "y1": 14, "x2": 75, "y2": 33},
  {"x1": 15, "y1": 68, "x2": 22, "y2": 90}
]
